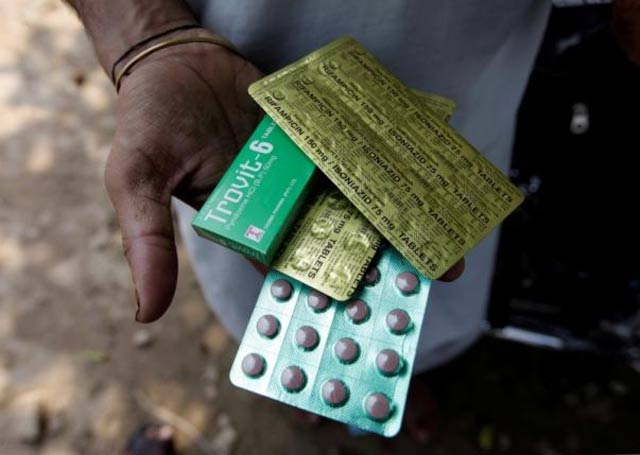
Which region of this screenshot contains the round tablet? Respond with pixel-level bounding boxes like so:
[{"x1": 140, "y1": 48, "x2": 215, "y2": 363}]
[
  {"x1": 270, "y1": 279, "x2": 292, "y2": 300},
  {"x1": 322, "y1": 379, "x2": 348, "y2": 406},
  {"x1": 281, "y1": 366, "x2": 306, "y2": 392},
  {"x1": 307, "y1": 290, "x2": 330, "y2": 312},
  {"x1": 364, "y1": 266, "x2": 380, "y2": 286},
  {"x1": 295, "y1": 326, "x2": 319, "y2": 350},
  {"x1": 376, "y1": 349, "x2": 402, "y2": 376},
  {"x1": 256, "y1": 314, "x2": 279, "y2": 338},
  {"x1": 241, "y1": 353, "x2": 265, "y2": 377},
  {"x1": 334, "y1": 337, "x2": 359, "y2": 363},
  {"x1": 346, "y1": 299, "x2": 370, "y2": 324},
  {"x1": 364, "y1": 393, "x2": 391, "y2": 421},
  {"x1": 386, "y1": 309, "x2": 411, "y2": 334},
  {"x1": 396, "y1": 271, "x2": 419, "y2": 294}
]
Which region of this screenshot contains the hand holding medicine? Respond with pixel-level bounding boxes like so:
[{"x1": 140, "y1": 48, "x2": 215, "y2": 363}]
[{"x1": 67, "y1": 0, "x2": 465, "y2": 325}]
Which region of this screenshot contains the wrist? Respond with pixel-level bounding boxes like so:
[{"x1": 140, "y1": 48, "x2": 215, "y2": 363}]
[
  {"x1": 112, "y1": 28, "x2": 235, "y2": 91},
  {"x1": 68, "y1": 0, "x2": 196, "y2": 73}
]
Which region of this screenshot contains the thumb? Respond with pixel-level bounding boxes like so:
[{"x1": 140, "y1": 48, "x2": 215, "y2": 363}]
[{"x1": 105, "y1": 145, "x2": 178, "y2": 323}]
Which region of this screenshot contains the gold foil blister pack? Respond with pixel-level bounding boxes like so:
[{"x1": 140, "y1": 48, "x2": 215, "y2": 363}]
[{"x1": 250, "y1": 37, "x2": 524, "y2": 279}]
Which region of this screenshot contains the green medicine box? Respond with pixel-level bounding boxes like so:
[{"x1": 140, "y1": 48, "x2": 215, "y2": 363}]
[{"x1": 192, "y1": 115, "x2": 316, "y2": 264}]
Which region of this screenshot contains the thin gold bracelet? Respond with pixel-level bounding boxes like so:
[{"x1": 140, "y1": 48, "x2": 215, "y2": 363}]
[{"x1": 114, "y1": 35, "x2": 241, "y2": 93}]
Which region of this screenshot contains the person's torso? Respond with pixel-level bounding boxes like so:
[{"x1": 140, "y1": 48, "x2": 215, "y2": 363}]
[{"x1": 188, "y1": 0, "x2": 551, "y2": 167}]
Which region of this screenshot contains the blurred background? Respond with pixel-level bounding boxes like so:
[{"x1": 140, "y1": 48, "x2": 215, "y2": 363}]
[{"x1": 1, "y1": 1, "x2": 639, "y2": 454}]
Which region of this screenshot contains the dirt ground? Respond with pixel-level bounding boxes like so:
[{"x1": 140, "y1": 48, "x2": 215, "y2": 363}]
[{"x1": 1, "y1": 1, "x2": 640, "y2": 454}]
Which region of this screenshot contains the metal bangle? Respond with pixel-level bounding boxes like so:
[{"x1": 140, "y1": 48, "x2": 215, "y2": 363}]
[{"x1": 114, "y1": 35, "x2": 241, "y2": 93}]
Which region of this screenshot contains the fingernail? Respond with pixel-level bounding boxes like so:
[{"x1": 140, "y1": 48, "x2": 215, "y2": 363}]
[{"x1": 441, "y1": 260, "x2": 464, "y2": 281}]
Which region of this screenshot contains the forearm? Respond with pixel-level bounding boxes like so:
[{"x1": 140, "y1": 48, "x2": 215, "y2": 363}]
[{"x1": 65, "y1": 0, "x2": 196, "y2": 73}]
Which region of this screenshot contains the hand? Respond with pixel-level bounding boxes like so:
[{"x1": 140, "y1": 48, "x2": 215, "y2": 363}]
[
  {"x1": 104, "y1": 29, "x2": 463, "y2": 324},
  {"x1": 105, "y1": 30, "x2": 262, "y2": 322}
]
